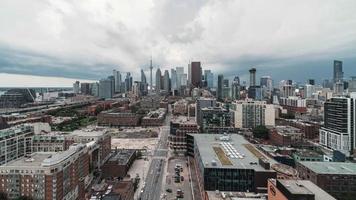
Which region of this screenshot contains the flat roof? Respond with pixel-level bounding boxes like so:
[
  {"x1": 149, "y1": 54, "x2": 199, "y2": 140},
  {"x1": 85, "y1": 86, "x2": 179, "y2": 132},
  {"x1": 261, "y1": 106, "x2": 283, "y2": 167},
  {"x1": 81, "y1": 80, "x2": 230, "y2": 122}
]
[
  {"x1": 277, "y1": 179, "x2": 336, "y2": 200},
  {"x1": 192, "y1": 134, "x2": 276, "y2": 171},
  {"x1": 71, "y1": 129, "x2": 107, "y2": 137},
  {"x1": 0, "y1": 152, "x2": 55, "y2": 168},
  {"x1": 299, "y1": 161, "x2": 356, "y2": 174}
]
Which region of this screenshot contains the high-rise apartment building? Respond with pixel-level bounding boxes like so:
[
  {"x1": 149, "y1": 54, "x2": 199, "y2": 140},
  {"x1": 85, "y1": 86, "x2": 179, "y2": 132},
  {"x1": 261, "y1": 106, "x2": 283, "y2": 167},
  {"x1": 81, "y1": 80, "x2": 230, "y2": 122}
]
[
  {"x1": 231, "y1": 76, "x2": 241, "y2": 100},
  {"x1": 73, "y1": 81, "x2": 80, "y2": 94},
  {"x1": 249, "y1": 68, "x2": 256, "y2": 87},
  {"x1": 0, "y1": 144, "x2": 90, "y2": 200},
  {"x1": 195, "y1": 97, "x2": 217, "y2": 126},
  {"x1": 0, "y1": 125, "x2": 33, "y2": 165},
  {"x1": 333, "y1": 60, "x2": 343, "y2": 83},
  {"x1": 232, "y1": 100, "x2": 275, "y2": 128},
  {"x1": 171, "y1": 69, "x2": 177, "y2": 93},
  {"x1": 320, "y1": 95, "x2": 356, "y2": 154},
  {"x1": 80, "y1": 82, "x2": 90, "y2": 95}
]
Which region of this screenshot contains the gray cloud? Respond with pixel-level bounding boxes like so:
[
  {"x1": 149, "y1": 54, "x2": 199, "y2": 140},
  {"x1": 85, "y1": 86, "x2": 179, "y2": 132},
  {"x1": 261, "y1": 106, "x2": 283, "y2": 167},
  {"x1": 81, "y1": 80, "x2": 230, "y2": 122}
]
[{"x1": 0, "y1": 0, "x2": 356, "y2": 85}]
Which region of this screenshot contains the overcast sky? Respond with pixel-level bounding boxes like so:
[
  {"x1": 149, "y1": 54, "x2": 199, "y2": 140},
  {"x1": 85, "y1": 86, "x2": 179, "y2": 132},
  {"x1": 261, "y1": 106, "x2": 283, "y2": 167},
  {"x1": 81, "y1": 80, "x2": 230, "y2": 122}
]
[{"x1": 0, "y1": 0, "x2": 356, "y2": 87}]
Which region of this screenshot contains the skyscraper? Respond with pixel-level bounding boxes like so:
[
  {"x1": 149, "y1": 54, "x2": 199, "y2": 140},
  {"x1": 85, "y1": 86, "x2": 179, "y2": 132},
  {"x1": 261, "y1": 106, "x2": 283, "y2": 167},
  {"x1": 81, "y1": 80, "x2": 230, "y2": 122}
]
[
  {"x1": 150, "y1": 58, "x2": 153, "y2": 92},
  {"x1": 155, "y1": 68, "x2": 162, "y2": 93},
  {"x1": 141, "y1": 69, "x2": 147, "y2": 84},
  {"x1": 163, "y1": 70, "x2": 170, "y2": 92},
  {"x1": 171, "y1": 69, "x2": 177, "y2": 93},
  {"x1": 249, "y1": 68, "x2": 256, "y2": 87},
  {"x1": 99, "y1": 78, "x2": 113, "y2": 99},
  {"x1": 231, "y1": 76, "x2": 241, "y2": 100},
  {"x1": 124, "y1": 72, "x2": 132, "y2": 92},
  {"x1": 204, "y1": 70, "x2": 214, "y2": 88},
  {"x1": 176, "y1": 67, "x2": 184, "y2": 89},
  {"x1": 260, "y1": 76, "x2": 273, "y2": 91},
  {"x1": 73, "y1": 81, "x2": 80, "y2": 94},
  {"x1": 217, "y1": 74, "x2": 224, "y2": 101},
  {"x1": 113, "y1": 70, "x2": 121, "y2": 93},
  {"x1": 188, "y1": 63, "x2": 192, "y2": 86},
  {"x1": 333, "y1": 60, "x2": 343, "y2": 83},
  {"x1": 190, "y1": 61, "x2": 202, "y2": 88}
]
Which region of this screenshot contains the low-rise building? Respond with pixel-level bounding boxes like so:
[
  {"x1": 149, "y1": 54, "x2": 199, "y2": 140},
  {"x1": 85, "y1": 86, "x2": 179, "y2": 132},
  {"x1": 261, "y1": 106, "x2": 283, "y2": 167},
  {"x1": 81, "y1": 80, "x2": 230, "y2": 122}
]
[
  {"x1": 200, "y1": 107, "x2": 232, "y2": 133},
  {"x1": 268, "y1": 179, "x2": 336, "y2": 200},
  {"x1": 98, "y1": 111, "x2": 140, "y2": 127},
  {"x1": 141, "y1": 108, "x2": 166, "y2": 126},
  {"x1": 173, "y1": 99, "x2": 188, "y2": 115},
  {"x1": 102, "y1": 149, "x2": 137, "y2": 179},
  {"x1": 297, "y1": 161, "x2": 356, "y2": 200},
  {"x1": 293, "y1": 150, "x2": 324, "y2": 163},
  {"x1": 188, "y1": 134, "x2": 276, "y2": 198},
  {"x1": 269, "y1": 126, "x2": 303, "y2": 147}
]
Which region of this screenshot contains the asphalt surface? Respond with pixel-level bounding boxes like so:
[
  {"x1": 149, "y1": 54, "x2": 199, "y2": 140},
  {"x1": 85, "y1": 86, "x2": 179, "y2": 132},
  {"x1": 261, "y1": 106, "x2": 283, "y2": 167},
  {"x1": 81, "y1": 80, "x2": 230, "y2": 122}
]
[{"x1": 140, "y1": 107, "x2": 171, "y2": 200}]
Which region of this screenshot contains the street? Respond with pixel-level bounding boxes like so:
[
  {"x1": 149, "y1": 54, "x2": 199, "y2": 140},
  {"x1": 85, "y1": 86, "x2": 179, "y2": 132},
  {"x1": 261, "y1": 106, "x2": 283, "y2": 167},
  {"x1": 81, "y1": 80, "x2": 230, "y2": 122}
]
[{"x1": 140, "y1": 106, "x2": 171, "y2": 200}]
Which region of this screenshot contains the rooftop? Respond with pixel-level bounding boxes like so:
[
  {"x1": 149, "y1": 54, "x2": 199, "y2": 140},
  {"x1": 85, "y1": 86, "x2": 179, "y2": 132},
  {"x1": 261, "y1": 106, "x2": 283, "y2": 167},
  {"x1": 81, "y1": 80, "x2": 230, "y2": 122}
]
[
  {"x1": 299, "y1": 161, "x2": 356, "y2": 174},
  {"x1": 108, "y1": 149, "x2": 136, "y2": 164},
  {"x1": 275, "y1": 126, "x2": 302, "y2": 136},
  {"x1": 276, "y1": 179, "x2": 336, "y2": 200},
  {"x1": 192, "y1": 134, "x2": 276, "y2": 170},
  {"x1": 0, "y1": 152, "x2": 56, "y2": 168},
  {"x1": 71, "y1": 128, "x2": 107, "y2": 137}
]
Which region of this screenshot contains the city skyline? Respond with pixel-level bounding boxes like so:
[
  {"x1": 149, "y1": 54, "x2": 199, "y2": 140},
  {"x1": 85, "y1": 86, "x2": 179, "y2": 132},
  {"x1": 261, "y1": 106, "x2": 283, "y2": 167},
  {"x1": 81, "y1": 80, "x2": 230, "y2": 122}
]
[{"x1": 1, "y1": 1, "x2": 356, "y2": 86}]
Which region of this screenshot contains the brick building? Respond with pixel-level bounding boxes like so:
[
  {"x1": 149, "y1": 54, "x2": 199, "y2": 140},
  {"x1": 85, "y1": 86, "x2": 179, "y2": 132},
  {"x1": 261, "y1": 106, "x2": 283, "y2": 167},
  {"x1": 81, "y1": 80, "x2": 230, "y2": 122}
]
[
  {"x1": 98, "y1": 111, "x2": 140, "y2": 127},
  {"x1": 102, "y1": 149, "x2": 137, "y2": 179},
  {"x1": 269, "y1": 126, "x2": 303, "y2": 147},
  {"x1": 0, "y1": 144, "x2": 89, "y2": 200},
  {"x1": 296, "y1": 161, "x2": 356, "y2": 200},
  {"x1": 169, "y1": 117, "x2": 199, "y2": 154}
]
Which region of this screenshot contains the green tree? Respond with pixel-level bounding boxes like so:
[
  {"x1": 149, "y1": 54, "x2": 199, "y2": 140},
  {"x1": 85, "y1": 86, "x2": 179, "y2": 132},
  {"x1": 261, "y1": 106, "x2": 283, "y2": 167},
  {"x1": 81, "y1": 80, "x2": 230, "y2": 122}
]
[
  {"x1": 0, "y1": 192, "x2": 8, "y2": 200},
  {"x1": 253, "y1": 125, "x2": 269, "y2": 139}
]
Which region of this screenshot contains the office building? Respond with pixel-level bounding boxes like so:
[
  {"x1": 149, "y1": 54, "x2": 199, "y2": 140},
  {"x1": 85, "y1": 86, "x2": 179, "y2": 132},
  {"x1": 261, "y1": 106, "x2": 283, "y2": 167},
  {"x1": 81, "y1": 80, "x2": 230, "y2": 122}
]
[
  {"x1": 297, "y1": 161, "x2": 356, "y2": 200},
  {"x1": 217, "y1": 74, "x2": 224, "y2": 101},
  {"x1": 196, "y1": 97, "x2": 217, "y2": 126},
  {"x1": 176, "y1": 67, "x2": 184, "y2": 88},
  {"x1": 113, "y1": 70, "x2": 121, "y2": 93},
  {"x1": 187, "y1": 134, "x2": 276, "y2": 195},
  {"x1": 232, "y1": 100, "x2": 275, "y2": 128},
  {"x1": 190, "y1": 61, "x2": 202, "y2": 88},
  {"x1": 170, "y1": 69, "x2": 177, "y2": 94},
  {"x1": 99, "y1": 78, "x2": 113, "y2": 99},
  {"x1": 268, "y1": 179, "x2": 336, "y2": 200},
  {"x1": 0, "y1": 144, "x2": 90, "y2": 200},
  {"x1": 124, "y1": 72, "x2": 132, "y2": 92},
  {"x1": 163, "y1": 70, "x2": 170, "y2": 92},
  {"x1": 155, "y1": 68, "x2": 162, "y2": 93},
  {"x1": 319, "y1": 95, "x2": 356, "y2": 154},
  {"x1": 249, "y1": 68, "x2": 256, "y2": 87},
  {"x1": 204, "y1": 70, "x2": 214, "y2": 88},
  {"x1": 308, "y1": 79, "x2": 315, "y2": 85}
]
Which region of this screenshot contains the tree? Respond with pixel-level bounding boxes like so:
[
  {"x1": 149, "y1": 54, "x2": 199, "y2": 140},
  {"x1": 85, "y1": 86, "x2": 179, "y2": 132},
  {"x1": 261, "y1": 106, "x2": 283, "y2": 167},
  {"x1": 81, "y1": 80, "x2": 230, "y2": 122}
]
[
  {"x1": 252, "y1": 125, "x2": 269, "y2": 139},
  {"x1": 16, "y1": 196, "x2": 34, "y2": 200}
]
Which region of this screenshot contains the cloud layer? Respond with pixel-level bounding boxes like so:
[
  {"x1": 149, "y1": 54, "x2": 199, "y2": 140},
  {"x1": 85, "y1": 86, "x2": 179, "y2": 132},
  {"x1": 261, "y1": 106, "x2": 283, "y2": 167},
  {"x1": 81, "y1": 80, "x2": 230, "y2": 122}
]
[{"x1": 0, "y1": 0, "x2": 356, "y2": 86}]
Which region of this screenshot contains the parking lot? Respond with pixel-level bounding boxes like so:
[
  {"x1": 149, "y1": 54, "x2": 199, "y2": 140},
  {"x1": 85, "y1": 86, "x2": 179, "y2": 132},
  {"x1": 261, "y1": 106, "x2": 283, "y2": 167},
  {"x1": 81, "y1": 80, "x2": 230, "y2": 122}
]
[{"x1": 163, "y1": 157, "x2": 193, "y2": 200}]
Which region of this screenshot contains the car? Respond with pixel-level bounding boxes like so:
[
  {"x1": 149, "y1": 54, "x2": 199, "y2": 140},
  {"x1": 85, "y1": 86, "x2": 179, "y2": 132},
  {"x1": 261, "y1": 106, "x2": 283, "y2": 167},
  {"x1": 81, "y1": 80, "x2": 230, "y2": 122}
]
[{"x1": 166, "y1": 188, "x2": 172, "y2": 193}]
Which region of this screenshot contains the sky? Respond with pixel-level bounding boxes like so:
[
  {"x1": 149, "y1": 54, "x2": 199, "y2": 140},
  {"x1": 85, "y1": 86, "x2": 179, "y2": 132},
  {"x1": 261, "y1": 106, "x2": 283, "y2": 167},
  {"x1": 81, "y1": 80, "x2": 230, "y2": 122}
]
[{"x1": 0, "y1": 0, "x2": 356, "y2": 87}]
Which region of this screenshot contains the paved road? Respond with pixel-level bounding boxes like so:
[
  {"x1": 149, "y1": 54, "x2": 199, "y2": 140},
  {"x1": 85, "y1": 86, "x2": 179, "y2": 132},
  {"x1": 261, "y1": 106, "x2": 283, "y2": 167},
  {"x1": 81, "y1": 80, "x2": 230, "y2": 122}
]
[{"x1": 140, "y1": 106, "x2": 171, "y2": 200}]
